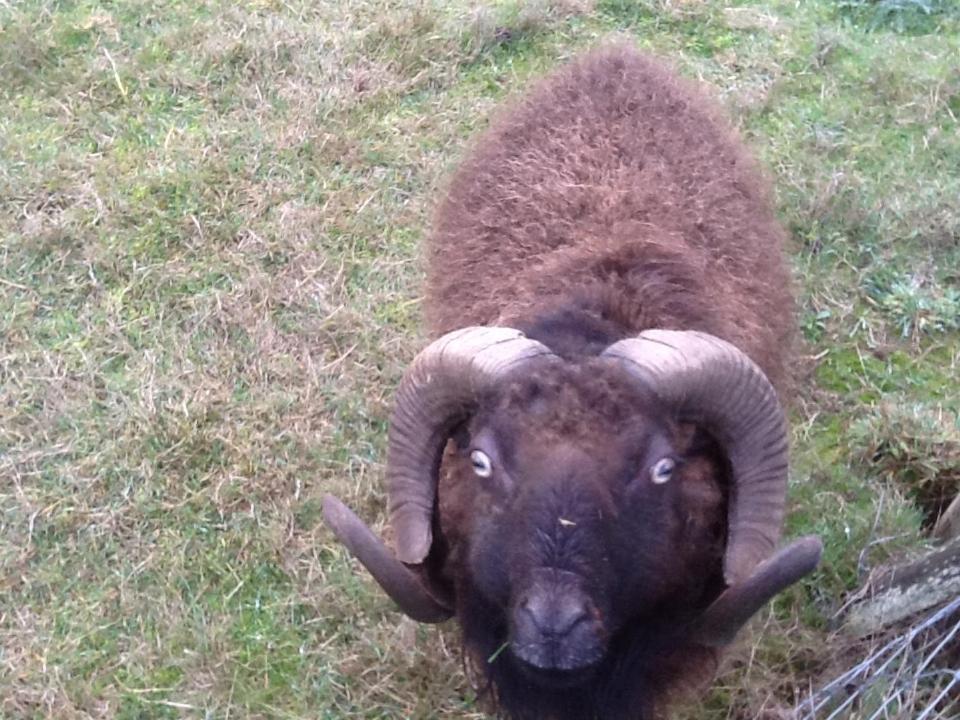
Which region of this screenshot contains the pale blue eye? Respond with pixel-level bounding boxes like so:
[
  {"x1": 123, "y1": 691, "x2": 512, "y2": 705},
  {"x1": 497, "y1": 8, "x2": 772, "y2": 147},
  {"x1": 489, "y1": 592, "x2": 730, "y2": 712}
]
[
  {"x1": 471, "y1": 450, "x2": 493, "y2": 478},
  {"x1": 650, "y1": 457, "x2": 675, "y2": 484}
]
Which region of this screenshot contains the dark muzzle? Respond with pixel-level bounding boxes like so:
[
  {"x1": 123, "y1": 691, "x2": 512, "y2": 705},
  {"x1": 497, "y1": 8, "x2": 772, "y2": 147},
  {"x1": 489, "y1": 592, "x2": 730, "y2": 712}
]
[{"x1": 510, "y1": 569, "x2": 606, "y2": 675}]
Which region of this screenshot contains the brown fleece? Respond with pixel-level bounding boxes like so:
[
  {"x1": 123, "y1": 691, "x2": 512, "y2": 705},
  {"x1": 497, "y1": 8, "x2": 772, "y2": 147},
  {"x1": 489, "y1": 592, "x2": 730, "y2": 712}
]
[{"x1": 424, "y1": 45, "x2": 794, "y2": 395}]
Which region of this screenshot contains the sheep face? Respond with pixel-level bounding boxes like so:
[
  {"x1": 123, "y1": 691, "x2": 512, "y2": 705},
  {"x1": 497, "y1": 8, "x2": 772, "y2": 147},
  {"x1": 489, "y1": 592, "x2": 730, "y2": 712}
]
[{"x1": 443, "y1": 360, "x2": 727, "y2": 685}]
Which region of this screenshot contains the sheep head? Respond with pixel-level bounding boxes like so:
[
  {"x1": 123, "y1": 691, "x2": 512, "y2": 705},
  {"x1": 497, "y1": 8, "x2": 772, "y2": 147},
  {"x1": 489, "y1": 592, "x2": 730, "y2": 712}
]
[
  {"x1": 323, "y1": 327, "x2": 821, "y2": 676},
  {"x1": 448, "y1": 360, "x2": 730, "y2": 679}
]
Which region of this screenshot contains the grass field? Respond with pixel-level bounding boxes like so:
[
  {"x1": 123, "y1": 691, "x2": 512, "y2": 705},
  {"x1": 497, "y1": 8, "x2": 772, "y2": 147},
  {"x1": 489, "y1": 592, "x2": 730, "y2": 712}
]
[{"x1": 2, "y1": 0, "x2": 959, "y2": 717}]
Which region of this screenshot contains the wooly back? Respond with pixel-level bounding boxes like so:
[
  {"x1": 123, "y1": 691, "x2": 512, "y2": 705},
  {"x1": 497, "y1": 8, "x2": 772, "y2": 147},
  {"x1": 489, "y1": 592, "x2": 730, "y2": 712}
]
[{"x1": 425, "y1": 46, "x2": 793, "y2": 395}]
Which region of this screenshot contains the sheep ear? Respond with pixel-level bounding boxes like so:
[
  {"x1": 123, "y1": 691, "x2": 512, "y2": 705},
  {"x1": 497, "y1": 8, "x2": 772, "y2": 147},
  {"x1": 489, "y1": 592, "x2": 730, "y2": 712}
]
[
  {"x1": 690, "y1": 536, "x2": 822, "y2": 647},
  {"x1": 322, "y1": 494, "x2": 454, "y2": 623}
]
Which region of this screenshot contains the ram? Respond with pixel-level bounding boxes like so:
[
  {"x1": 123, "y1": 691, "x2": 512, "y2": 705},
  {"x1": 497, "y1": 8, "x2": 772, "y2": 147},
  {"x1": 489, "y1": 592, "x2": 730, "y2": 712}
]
[{"x1": 324, "y1": 46, "x2": 822, "y2": 720}]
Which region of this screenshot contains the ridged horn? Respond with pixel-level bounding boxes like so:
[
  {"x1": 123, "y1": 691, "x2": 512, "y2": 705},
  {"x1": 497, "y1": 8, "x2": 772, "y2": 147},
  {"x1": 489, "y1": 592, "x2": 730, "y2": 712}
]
[
  {"x1": 690, "y1": 535, "x2": 823, "y2": 646},
  {"x1": 322, "y1": 494, "x2": 453, "y2": 623},
  {"x1": 388, "y1": 326, "x2": 556, "y2": 564},
  {"x1": 602, "y1": 330, "x2": 789, "y2": 585}
]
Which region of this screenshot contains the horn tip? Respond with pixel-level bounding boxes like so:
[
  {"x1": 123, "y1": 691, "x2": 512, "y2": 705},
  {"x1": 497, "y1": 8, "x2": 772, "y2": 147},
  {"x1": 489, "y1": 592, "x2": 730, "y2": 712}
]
[
  {"x1": 695, "y1": 534, "x2": 824, "y2": 647},
  {"x1": 395, "y1": 526, "x2": 432, "y2": 565},
  {"x1": 785, "y1": 535, "x2": 824, "y2": 574},
  {"x1": 723, "y1": 535, "x2": 823, "y2": 586},
  {"x1": 322, "y1": 493, "x2": 352, "y2": 536}
]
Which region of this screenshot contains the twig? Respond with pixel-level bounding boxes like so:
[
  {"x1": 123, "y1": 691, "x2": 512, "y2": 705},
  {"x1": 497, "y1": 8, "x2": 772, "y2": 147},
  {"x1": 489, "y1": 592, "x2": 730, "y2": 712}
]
[{"x1": 102, "y1": 46, "x2": 128, "y2": 99}]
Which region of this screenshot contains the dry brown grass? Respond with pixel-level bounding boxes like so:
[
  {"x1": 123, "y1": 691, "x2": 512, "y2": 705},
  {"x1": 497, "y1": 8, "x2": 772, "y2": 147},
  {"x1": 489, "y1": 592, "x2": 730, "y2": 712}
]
[{"x1": 1, "y1": 0, "x2": 958, "y2": 717}]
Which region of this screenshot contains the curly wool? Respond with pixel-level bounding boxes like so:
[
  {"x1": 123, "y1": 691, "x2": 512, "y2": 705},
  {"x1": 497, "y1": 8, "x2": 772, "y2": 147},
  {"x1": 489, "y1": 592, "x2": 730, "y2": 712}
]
[{"x1": 425, "y1": 45, "x2": 794, "y2": 396}]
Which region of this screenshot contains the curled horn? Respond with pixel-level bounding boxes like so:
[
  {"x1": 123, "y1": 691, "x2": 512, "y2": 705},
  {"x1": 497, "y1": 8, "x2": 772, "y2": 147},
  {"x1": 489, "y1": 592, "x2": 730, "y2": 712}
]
[
  {"x1": 691, "y1": 535, "x2": 823, "y2": 646},
  {"x1": 388, "y1": 326, "x2": 555, "y2": 563},
  {"x1": 323, "y1": 327, "x2": 554, "y2": 621},
  {"x1": 322, "y1": 494, "x2": 453, "y2": 623},
  {"x1": 602, "y1": 330, "x2": 791, "y2": 585}
]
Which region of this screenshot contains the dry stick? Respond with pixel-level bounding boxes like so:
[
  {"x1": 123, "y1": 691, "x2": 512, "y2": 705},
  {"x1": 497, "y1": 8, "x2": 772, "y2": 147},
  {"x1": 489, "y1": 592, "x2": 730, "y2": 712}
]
[
  {"x1": 844, "y1": 538, "x2": 960, "y2": 637},
  {"x1": 933, "y1": 493, "x2": 960, "y2": 541},
  {"x1": 102, "y1": 46, "x2": 127, "y2": 99},
  {"x1": 915, "y1": 671, "x2": 960, "y2": 720}
]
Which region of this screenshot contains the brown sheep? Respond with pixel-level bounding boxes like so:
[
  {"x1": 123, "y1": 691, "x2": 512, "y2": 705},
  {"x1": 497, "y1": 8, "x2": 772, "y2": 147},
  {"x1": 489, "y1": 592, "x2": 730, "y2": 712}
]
[{"x1": 323, "y1": 46, "x2": 821, "y2": 720}]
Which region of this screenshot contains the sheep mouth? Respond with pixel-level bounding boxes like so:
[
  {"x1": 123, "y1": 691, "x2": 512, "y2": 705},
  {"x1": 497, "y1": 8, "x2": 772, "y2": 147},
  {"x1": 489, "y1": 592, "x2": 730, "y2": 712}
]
[
  {"x1": 511, "y1": 650, "x2": 601, "y2": 688},
  {"x1": 510, "y1": 641, "x2": 604, "y2": 687}
]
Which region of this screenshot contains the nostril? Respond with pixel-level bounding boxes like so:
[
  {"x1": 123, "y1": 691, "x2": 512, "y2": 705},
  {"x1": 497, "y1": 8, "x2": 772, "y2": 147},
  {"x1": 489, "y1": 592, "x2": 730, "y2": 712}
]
[
  {"x1": 523, "y1": 592, "x2": 590, "y2": 638},
  {"x1": 511, "y1": 583, "x2": 606, "y2": 672},
  {"x1": 553, "y1": 596, "x2": 590, "y2": 636}
]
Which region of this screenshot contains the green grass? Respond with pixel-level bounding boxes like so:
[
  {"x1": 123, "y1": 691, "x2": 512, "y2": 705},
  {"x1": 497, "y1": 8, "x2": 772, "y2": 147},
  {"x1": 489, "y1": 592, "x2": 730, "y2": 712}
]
[{"x1": 2, "y1": 0, "x2": 958, "y2": 717}]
